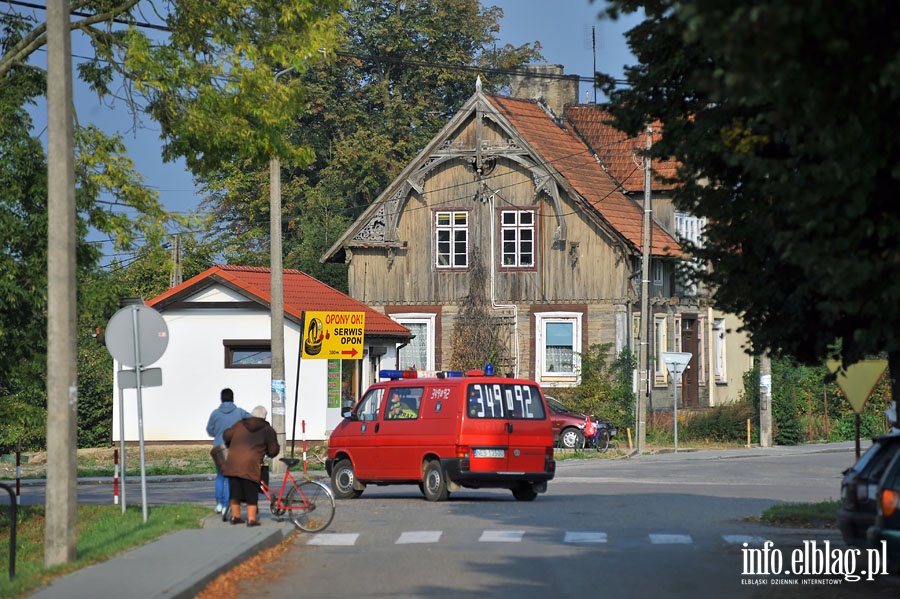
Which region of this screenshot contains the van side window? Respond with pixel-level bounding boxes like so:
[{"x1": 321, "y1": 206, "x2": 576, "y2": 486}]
[
  {"x1": 386, "y1": 387, "x2": 423, "y2": 420},
  {"x1": 356, "y1": 388, "x2": 384, "y2": 421},
  {"x1": 466, "y1": 383, "x2": 547, "y2": 420}
]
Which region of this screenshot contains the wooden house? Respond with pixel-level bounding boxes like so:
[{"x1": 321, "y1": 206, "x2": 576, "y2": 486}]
[{"x1": 322, "y1": 68, "x2": 749, "y2": 412}]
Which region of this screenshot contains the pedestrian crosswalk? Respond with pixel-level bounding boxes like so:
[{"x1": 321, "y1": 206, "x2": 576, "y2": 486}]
[{"x1": 304, "y1": 530, "x2": 769, "y2": 547}]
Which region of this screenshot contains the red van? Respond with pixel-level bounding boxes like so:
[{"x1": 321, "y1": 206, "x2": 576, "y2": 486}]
[{"x1": 326, "y1": 369, "x2": 556, "y2": 501}]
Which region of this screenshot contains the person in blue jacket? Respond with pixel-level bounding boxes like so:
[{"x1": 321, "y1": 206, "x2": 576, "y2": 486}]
[{"x1": 206, "y1": 388, "x2": 250, "y2": 513}]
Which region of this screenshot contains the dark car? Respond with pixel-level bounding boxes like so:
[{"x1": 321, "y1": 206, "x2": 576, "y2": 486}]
[
  {"x1": 545, "y1": 395, "x2": 617, "y2": 450},
  {"x1": 837, "y1": 431, "x2": 900, "y2": 548},
  {"x1": 867, "y1": 440, "x2": 900, "y2": 573}
]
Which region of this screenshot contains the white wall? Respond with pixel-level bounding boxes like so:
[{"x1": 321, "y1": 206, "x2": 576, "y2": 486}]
[{"x1": 112, "y1": 288, "x2": 333, "y2": 444}]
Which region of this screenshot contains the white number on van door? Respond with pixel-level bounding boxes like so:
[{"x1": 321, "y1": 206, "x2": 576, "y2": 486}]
[{"x1": 466, "y1": 384, "x2": 544, "y2": 419}]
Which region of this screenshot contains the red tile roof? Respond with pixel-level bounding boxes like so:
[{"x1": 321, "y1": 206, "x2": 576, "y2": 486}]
[
  {"x1": 147, "y1": 265, "x2": 410, "y2": 338},
  {"x1": 490, "y1": 96, "x2": 679, "y2": 256},
  {"x1": 564, "y1": 106, "x2": 678, "y2": 193}
]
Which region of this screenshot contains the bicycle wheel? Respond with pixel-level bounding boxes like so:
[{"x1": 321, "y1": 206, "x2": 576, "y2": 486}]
[{"x1": 284, "y1": 480, "x2": 335, "y2": 533}]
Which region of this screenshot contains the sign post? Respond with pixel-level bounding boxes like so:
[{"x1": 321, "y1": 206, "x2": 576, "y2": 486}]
[
  {"x1": 826, "y1": 359, "x2": 888, "y2": 459},
  {"x1": 292, "y1": 312, "x2": 365, "y2": 464},
  {"x1": 105, "y1": 304, "x2": 168, "y2": 521},
  {"x1": 662, "y1": 352, "x2": 692, "y2": 453}
]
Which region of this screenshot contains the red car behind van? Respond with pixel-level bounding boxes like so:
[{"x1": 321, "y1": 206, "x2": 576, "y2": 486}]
[{"x1": 326, "y1": 369, "x2": 556, "y2": 501}]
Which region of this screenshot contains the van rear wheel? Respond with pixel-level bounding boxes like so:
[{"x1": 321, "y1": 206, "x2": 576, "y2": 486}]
[
  {"x1": 422, "y1": 459, "x2": 449, "y2": 502},
  {"x1": 330, "y1": 458, "x2": 363, "y2": 499},
  {"x1": 512, "y1": 484, "x2": 538, "y2": 501}
]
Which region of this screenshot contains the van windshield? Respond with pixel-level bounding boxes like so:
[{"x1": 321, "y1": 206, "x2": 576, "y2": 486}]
[{"x1": 466, "y1": 383, "x2": 546, "y2": 420}]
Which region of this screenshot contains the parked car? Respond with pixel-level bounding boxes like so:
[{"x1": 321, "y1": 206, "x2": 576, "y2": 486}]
[
  {"x1": 545, "y1": 395, "x2": 617, "y2": 450},
  {"x1": 837, "y1": 431, "x2": 900, "y2": 548},
  {"x1": 867, "y1": 440, "x2": 900, "y2": 573}
]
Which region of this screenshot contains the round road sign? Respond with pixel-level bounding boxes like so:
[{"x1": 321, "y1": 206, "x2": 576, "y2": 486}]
[{"x1": 105, "y1": 305, "x2": 169, "y2": 367}]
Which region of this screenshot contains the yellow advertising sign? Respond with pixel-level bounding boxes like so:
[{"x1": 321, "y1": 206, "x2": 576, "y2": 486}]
[
  {"x1": 302, "y1": 311, "x2": 365, "y2": 360},
  {"x1": 826, "y1": 359, "x2": 888, "y2": 414}
]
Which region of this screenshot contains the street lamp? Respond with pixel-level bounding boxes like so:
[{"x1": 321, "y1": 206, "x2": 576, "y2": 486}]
[{"x1": 270, "y1": 67, "x2": 293, "y2": 470}]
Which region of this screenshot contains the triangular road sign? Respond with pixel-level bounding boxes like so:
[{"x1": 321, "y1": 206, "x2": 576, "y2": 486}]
[{"x1": 826, "y1": 359, "x2": 888, "y2": 414}]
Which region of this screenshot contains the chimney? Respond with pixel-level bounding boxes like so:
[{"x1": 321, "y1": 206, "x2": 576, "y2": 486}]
[{"x1": 509, "y1": 64, "x2": 580, "y2": 117}]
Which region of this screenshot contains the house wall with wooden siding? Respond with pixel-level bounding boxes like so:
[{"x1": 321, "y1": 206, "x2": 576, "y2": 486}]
[{"x1": 344, "y1": 120, "x2": 635, "y2": 382}]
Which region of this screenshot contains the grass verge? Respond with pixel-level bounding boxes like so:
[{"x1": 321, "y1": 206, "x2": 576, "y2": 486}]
[
  {"x1": 758, "y1": 500, "x2": 840, "y2": 528},
  {"x1": 0, "y1": 503, "x2": 209, "y2": 598}
]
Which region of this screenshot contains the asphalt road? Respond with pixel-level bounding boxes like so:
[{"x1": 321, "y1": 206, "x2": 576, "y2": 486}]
[{"x1": 212, "y1": 444, "x2": 897, "y2": 599}]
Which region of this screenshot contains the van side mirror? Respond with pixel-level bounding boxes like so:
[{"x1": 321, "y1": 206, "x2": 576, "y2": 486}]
[{"x1": 341, "y1": 407, "x2": 354, "y2": 419}]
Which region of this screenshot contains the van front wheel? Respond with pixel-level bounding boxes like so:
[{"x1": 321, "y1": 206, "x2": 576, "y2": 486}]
[
  {"x1": 330, "y1": 459, "x2": 363, "y2": 499},
  {"x1": 422, "y1": 460, "x2": 449, "y2": 502}
]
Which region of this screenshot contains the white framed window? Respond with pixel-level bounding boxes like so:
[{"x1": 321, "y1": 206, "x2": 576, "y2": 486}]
[
  {"x1": 435, "y1": 210, "x2": 468, "y2": 269},
  {"x1": 713, "y1": 317, "x2": 726, "y2": 383},
  {"x1": 653, "y1": 261, "x2": 664, "y2": 287},
  {"x1": 674, "y1": 212, "x2": 706, "y2": 248},
  {"x1": 654, "y1": 314, "x2": 668, "y2": 385},
  {"x1": 500, "y1": 209, "x2": 535, "y2": 268},
  {"x1": 391, "y1": 313, "x2": 436, "y2": 371},
  {"x1": 535, "y1": 312, "x2": 582, "y2": 386}
]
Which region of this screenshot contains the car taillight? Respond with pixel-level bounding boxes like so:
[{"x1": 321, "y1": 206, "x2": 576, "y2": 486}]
[
  {"x1": 455, "y1": 445, "x2": 470, "y2": 459},
  {"x1": 880, "y1": 489, "x2": 900, "y2": 517}
]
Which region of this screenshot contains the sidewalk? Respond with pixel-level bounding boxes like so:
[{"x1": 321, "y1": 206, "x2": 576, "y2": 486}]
[
  {"x1": 28, "y1": 512, "x2": 297, "y2": 599},
  {"x1": 24, "y1": 441, "x2": 861, "y2": 598}
]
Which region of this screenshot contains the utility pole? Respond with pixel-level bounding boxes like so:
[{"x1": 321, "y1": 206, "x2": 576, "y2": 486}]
[
  {"x1": 269, "y1": 67, "x2": 293, "y2": 470},
  {"x1": 169, "y1": 233, "x2": 182, "y2": 288},
  {"x1": 759, "y1": 350, "x2": 773, "y2": 446},
  {"x1": 637, "y1": 125, "x2": 652, "y2": 453},
  {"x1": 45, "y1": 0, "x2": 78, "y2": 567}
]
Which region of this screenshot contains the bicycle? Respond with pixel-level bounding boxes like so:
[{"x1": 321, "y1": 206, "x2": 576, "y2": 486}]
[{"x1": 223, "y1": 457, "x2": 335, "y2": 533}]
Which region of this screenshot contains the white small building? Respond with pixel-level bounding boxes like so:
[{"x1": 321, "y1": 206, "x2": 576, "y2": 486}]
[{"x1": 112, "y1": 265, "x2": 411, "y2": 444}]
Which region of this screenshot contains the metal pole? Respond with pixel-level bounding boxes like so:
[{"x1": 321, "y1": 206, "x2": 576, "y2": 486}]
[
  {"x1": 130, "y1": 307, "x2": 149, "y2": 522},
  {"x1": 673, "y1": 371, "x2": 679, "y2": 453},
  {"x1": 269, "y1": 66, "x2": 293, "y2": 472},
  {"x1": 118, "y1": 383, "x2": 127, "y2": 512},
  {"x1": 45, "y1": 0, "x2": 78, "y2": 567}
]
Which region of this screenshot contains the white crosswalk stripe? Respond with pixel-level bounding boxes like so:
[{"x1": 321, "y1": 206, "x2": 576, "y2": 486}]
[
  {"x1": 722, "y1": 535, "x2": 768, "y2": 545},
  {"x1": 649, "y1": 533, "x2": 693, "y2": 544},
  {"x1": 479, "y1": 530, "x2": 525, "y2": 542},
  {"x1": 396, "y1": 530, "x2": 442, "y2": 544},
  {"x1": 301, "y1": 530, "x2": 775, "y2": 547},
  {"x1": 306, "y1": 533, "x2": 359, "y2": 546},
  {"x1": 564, "y1": 531, "x2": 608, "y2": 544}
]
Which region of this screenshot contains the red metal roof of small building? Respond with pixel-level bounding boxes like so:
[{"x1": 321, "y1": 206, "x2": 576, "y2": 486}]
[{"x1": 147, "y1": 264, "x2": 410, "y2": 338}]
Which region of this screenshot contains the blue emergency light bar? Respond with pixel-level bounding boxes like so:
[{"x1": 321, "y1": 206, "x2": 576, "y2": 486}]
[{"x1": 378, "y1": 369, "x2": 464, "y2": 380}]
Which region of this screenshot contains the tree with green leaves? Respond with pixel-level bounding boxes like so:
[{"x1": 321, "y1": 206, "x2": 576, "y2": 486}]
[
  {"x1": 599, "y1": 0, "x2": 900, "y2": 418},
  {"x1": 202, "y1": 0, "x2": 543, "y2": 290},
  {"x1": 0, "y1": 1, "x2": 347, "y2": 448}
]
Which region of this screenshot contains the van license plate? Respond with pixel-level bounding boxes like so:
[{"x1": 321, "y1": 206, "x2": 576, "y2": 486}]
[{"x1": 474, "y1": 449, "x2": 505, "y2": 458}]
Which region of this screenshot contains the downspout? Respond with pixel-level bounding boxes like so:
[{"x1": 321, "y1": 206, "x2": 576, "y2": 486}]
[{"x1": 489, "y1": 193, "x2": 520, "y2": 377}]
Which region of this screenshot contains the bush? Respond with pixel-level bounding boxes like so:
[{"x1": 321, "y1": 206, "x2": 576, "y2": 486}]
[
  {"x1": 682, "y1": 400, "x2": 755, "y2": 443},
  {"x1": 554, "y1": 344, "x2": 636, "y2": 433}
]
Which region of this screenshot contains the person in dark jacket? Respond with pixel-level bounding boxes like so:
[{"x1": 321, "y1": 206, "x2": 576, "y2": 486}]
[
  {"x1": 206, "y1": 388, "x2": 250, "y2": 513},
  {"x1": 222, "y1": 405, "x2": 280, "y2": 526}
]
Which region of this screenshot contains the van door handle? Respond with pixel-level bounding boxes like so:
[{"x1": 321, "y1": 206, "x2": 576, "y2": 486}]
[
  {"x1": 375, "y1": 423, "x2": 380, "y2": 433},
  {"x1": 507, "y1": 422, "x2": 513, "y2": 433}
]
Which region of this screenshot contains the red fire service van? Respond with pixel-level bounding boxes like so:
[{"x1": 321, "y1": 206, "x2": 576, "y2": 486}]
[{"x1": 326, "y1": 368, "x2": 556, "y2": 501}]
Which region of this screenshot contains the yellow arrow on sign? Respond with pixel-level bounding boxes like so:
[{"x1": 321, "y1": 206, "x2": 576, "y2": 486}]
[
  {"x1": 826, "y1": 359, "x2": 888, "y2": 414},
  {"x1": 302, "y1": 311, "x2": 365, "y2": 360}
]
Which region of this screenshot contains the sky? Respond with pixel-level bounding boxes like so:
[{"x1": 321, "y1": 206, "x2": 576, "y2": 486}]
[{"x1": 26, "y1": 1, "x2": 641, "y2": 258}]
